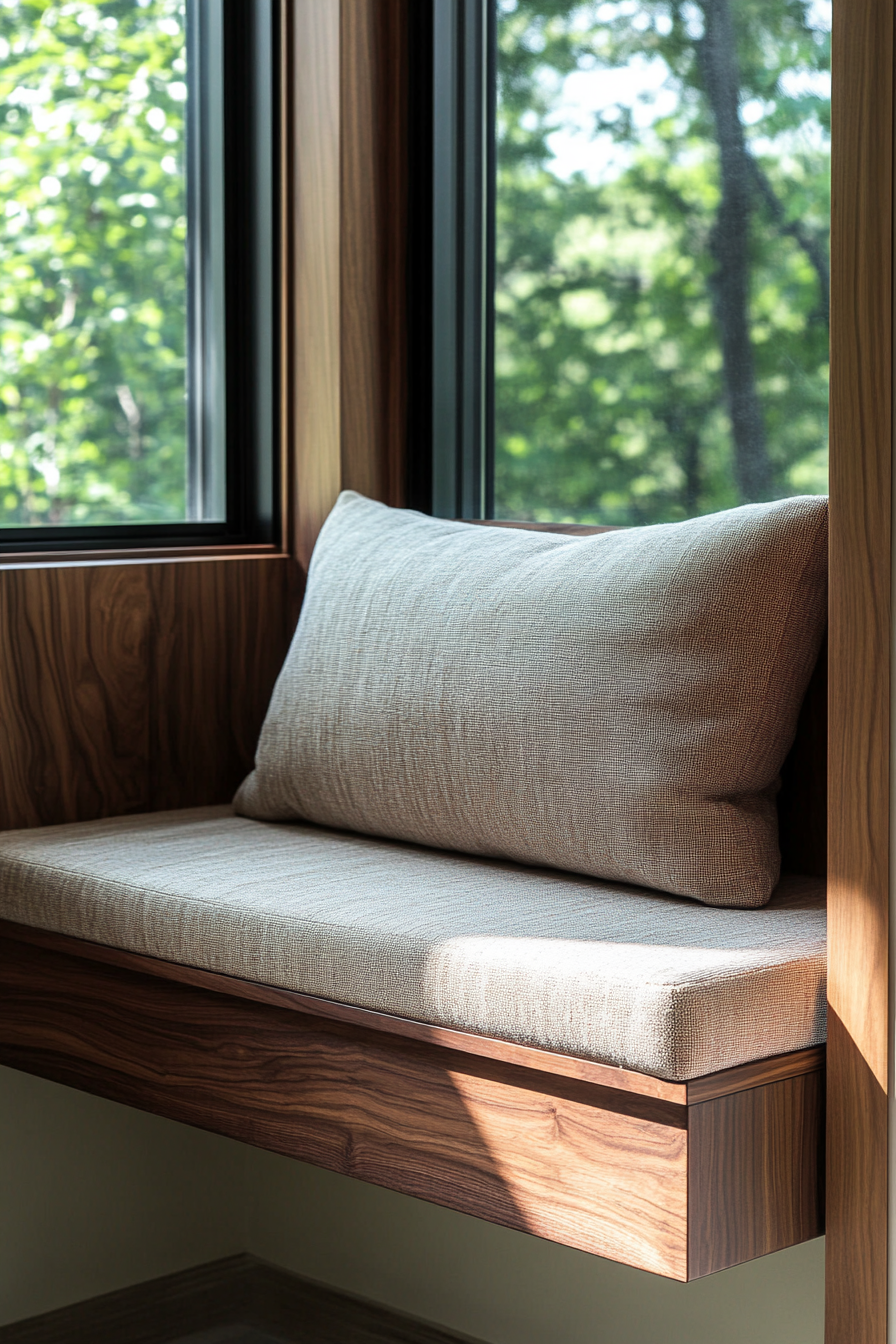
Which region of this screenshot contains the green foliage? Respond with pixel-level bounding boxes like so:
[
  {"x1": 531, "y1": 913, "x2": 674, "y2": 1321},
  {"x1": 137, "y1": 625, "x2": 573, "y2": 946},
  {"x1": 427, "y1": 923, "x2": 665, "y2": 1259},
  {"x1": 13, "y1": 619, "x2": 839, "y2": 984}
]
[
  {"x1": 0, "y1": 0, "x2": 187, "y2": 525},
  {"x1": 494, "y1": 0, "x2": 830, "y2": 524}
]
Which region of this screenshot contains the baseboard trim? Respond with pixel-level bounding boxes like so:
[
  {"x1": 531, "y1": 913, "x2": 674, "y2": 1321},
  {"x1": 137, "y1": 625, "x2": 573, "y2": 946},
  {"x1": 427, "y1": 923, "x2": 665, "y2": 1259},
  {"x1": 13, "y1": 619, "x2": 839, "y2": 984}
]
[{"x1": 0, "y1": 1254, "x2": 479, "y2": 1344}]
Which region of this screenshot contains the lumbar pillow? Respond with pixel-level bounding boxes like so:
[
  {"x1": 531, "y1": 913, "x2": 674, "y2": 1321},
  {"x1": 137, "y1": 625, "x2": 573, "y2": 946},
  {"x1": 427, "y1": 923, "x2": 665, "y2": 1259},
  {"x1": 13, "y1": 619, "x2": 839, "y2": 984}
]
[{"x1": 235, "y1": 490, "x2": 827, "y2": 907}]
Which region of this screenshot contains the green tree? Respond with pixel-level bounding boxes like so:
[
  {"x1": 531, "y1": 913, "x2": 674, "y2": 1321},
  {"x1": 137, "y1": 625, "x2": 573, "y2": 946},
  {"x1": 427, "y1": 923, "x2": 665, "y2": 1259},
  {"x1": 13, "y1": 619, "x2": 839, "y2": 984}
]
[
  {"x1": 0, "y1": 0, "x2": 188, "y2": 525},
  {"x1": 494, "y1": 0, "x2": 830, "y2": 524}
]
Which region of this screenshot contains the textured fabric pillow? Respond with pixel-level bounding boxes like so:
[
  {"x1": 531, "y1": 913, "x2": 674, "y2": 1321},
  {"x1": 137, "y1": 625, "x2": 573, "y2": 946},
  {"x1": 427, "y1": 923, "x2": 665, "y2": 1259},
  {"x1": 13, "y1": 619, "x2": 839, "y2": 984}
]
[{"x1": 235, "y1": 491, "x2": 828, "y2": 907}]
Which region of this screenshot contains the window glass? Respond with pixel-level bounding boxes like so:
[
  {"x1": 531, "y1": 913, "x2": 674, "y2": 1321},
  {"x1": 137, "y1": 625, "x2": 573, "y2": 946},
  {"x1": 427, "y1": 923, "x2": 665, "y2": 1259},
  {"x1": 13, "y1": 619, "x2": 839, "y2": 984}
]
[
  {"x1": 0, "y1": 0, "x2": 210, "y2": 527},
  {"x1": 492, "y1": 0, "x2": 831, "y2": 525}
]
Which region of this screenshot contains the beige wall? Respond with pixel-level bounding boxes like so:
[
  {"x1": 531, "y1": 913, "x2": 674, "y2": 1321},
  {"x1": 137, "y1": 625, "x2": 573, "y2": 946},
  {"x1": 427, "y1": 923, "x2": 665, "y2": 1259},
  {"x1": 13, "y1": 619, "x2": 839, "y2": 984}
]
[
  {"x1": 0, "y1": 1067, "x2": 247, "y2": 1324},
  {"x1": 0, "y1": 1065, "x2": 825, "y2": 1342}
]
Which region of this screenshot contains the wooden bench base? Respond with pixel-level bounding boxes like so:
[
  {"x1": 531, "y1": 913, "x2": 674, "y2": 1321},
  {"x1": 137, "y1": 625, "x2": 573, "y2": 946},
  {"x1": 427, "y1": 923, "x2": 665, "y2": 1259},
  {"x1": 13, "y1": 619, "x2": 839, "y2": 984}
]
[{"x1": 0, "y1": 920, "x2": 824, "y2": 1281}]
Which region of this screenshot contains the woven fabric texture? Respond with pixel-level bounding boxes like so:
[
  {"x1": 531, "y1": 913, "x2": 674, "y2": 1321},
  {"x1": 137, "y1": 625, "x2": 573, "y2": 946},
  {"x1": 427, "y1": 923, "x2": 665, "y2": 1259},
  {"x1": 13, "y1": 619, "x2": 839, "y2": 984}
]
[
  {"x1": 0, "y1": 806, "x2": 826, "y2": 1081},
  {"x1": 235, "y1": 491, "x2": 828, "y2": 907}
]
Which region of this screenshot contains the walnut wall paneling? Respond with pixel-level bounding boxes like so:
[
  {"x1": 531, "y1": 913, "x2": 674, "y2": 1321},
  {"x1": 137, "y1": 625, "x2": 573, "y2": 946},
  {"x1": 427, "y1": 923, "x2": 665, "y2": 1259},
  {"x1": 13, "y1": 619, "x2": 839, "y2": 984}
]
[
  {"x1": 0, "y1": 559, "x2": 293, "y2": 832},
  {"x1": 146, "y1": 559, "x2": 294, "y2": 812},
  {"x1": 826, "y1": 0, "x2": 894, "y2": 1339},
  {"x1": 0, "y1": 566, "x2": 151, "y2": 829}
]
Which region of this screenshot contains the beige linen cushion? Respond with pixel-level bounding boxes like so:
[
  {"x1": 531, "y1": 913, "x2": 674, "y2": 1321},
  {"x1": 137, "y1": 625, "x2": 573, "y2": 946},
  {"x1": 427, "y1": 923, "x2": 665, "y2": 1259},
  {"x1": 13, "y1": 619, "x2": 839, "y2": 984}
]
[{"x1": 235, "y1": 491, "x2": 828, "y2": 907}]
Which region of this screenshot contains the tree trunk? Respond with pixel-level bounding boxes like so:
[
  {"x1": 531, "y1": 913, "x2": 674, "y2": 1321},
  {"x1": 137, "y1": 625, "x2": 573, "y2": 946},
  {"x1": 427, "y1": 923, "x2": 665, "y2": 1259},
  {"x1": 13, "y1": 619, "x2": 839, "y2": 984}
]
[{"x1": 697, "y1": 0, "x2": 772, "y2": 502}]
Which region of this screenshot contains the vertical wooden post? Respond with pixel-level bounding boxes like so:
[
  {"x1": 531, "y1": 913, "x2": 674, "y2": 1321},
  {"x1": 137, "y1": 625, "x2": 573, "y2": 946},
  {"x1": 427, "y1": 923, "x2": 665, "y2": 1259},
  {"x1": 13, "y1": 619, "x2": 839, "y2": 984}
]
[
  {"x1": 827, "y1": 1, "x2": 894, "y2": 1339},
  {"x1": 340, "y1": 0, "x2": 408, "y2": 509},
  {"x1": 283, "y1": 0, "x2": 408, "y2": 572},
  {"x1": 288, "y1": 0, "x2": 342, "y2": 571}
]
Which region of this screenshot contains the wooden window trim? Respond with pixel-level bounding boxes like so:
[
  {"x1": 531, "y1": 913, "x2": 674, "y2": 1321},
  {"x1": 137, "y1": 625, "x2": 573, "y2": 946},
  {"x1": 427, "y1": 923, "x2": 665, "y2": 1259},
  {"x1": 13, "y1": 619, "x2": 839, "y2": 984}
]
[
  {"x1": 287, "y1": 0, "x2": 407, "y2": 569},
  {"x1": 0, "y1": 545, "x2": 289, "y2": 571}
]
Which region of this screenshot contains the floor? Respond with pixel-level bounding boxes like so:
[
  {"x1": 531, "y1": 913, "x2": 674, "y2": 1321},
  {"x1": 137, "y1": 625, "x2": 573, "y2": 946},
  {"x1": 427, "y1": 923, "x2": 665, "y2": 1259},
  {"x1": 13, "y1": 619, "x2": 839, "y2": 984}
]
[
  {"x1": 0, "y1": 1255, "x2": 475, "y2": 1344},
  {"x1": 178, "y1": 1331, "x2": 293, "y2": 1344}
]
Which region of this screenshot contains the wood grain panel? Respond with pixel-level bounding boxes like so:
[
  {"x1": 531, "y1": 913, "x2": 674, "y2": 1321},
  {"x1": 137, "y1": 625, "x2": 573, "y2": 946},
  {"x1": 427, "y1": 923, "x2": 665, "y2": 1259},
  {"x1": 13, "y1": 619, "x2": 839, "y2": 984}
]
[
  {"x1": 341, "y1": 0, "x2": 408, "y2": 508},
  {"x1": 826, "y1": 1011, "x2": 888, "y2": 1344},
  {"x1": 828, "y1": 0, "x2": 892, "y2": 1093},
  {"x1": 148, "y1": 558, "x2": 293, "y2": 810},
  {"x1": 685, "y1": 1046, "x2": 826, "y2": 1106},
  {"x1": 290, "y1": 0, "x2": 342, "y2": 568},
  {"x1": 0, "y1": 543, "x2": 281, "y2": 566},
  {"x1": 0, "y1": 933, "x2": 690, "y2": 1279},
  {"x1": 0, "y1": 557, "x2": 293, "y2": 831},
  {"x1": 285, "y1": 0, "x2": 409, "y2": 565},
  {"x1": 827, "y1": 0, "x2": 893, "y2": 1336},
  {"x1": 0, "y1": 565, "x2": 151, "y2": 830},
  {"x1": 688, "y1": 1070, "x2": 824, "y2": 1279}
]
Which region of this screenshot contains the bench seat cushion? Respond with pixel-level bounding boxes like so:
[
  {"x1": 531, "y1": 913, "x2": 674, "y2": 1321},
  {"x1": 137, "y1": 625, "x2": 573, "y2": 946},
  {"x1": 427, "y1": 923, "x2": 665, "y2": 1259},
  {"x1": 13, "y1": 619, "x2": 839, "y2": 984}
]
[{"x1": 0, "y1": 806, "x2": 826, "y2": 1081}]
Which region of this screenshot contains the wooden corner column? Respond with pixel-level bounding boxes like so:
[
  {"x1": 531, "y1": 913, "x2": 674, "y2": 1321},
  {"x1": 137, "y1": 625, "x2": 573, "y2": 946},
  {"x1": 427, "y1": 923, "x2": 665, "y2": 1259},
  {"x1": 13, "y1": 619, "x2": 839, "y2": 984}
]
[
  {"x1": 285, "y1": 0, "x2": 408, "y2": 571},
  {"x1": 827, "y1": 0, "x2": 894, "y2": 1339}
]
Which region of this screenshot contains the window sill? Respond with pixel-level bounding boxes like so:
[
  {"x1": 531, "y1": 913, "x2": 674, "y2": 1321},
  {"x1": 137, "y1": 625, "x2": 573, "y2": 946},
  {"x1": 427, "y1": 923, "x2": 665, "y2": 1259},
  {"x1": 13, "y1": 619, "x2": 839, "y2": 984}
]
[{"x1": 0, "y1": 543, "x2": 292, "y2": 572}]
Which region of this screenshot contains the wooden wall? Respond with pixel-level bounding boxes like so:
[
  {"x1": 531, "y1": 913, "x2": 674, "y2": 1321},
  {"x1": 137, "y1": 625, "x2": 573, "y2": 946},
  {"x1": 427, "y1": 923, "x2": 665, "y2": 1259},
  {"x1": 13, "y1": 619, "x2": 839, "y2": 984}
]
[
  {"x1": 0, "y1": 558, "x2": 294, "y2": 831},
  {"x1": 826, "y1": 0, "x2": 894, "y2": 1339},
  {"x1": 0, "y1": 0, "x2": 408, "y2": 835}
]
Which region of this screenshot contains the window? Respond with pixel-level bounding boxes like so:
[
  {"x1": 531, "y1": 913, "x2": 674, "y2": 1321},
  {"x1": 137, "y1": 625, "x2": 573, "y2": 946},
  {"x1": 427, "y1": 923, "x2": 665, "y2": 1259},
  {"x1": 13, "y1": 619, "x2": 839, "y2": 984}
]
[
  {"x1": 409, "y1": 0, "x2": 831, "y2": 526},
  {"x1": 0, "y1": 0, "x2": 277, "y2": 552}
]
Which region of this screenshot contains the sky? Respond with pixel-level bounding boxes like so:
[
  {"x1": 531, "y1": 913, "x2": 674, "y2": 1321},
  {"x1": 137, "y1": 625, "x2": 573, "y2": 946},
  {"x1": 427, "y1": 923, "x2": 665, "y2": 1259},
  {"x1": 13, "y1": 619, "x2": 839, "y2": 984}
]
[{"x1": 498, "y1": 0, "x2": 832, "y2": 184}]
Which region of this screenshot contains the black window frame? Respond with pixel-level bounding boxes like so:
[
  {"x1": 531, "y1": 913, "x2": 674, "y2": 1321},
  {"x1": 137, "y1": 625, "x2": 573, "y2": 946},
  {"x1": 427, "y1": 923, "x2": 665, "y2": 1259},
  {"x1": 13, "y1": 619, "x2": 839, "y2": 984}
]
[
  {"x1": 407, "y1": 0, "x2": 495, "y2": 521},
  {"x1": 0, "y1": 0, "x2": 279, "y2": 556},
  {"x1": 411, "y1": 0, "x2": 833, "y2": 529}
]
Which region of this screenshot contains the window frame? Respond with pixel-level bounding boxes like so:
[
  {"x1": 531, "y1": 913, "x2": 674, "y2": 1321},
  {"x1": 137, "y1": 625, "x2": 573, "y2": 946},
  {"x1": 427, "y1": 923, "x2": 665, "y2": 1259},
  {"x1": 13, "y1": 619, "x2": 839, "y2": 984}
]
[
  {"x1": 406, "y1": 0, "x2": 494, "y2": 520},
  {"x1": 415, "y1": 0, "x2": 833, "y2": 529},
  {"x1": 0, "y1": 0, "x2": 281, "y2": 559}
]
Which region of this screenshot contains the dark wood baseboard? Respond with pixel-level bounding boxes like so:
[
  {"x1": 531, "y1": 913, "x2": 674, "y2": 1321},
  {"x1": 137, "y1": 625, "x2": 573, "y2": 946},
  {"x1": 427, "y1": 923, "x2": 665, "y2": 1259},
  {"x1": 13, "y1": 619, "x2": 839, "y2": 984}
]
[
  {"x1": 0, "y1": 922, "x2": 824, "y2": 1281},
  {"x1": 0, "y1": 1254, "x2": 478, "y2": 1344},
  {"x1": 0, "y1": 1256, "x2": 249, "y2": 1344}
]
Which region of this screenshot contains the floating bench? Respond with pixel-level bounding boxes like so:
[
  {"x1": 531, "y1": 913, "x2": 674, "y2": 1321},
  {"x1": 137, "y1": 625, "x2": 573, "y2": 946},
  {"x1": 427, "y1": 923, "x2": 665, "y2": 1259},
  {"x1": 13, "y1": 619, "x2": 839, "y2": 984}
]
[{"x1": 0, "y1": 496, "x2": 829, "y2": 1282}]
